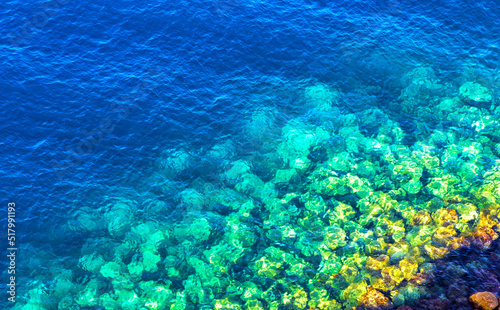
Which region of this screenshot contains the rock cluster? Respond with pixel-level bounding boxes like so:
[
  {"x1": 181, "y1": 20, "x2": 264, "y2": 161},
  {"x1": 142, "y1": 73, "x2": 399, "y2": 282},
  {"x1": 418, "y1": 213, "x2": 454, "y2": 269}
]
[{"x1": 12, "y1": 67, "x2": 500, "y2": 310}]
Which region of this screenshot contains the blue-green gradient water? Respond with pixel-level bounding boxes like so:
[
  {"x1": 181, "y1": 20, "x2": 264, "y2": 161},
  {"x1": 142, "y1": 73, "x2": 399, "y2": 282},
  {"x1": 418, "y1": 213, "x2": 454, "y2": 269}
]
[{"x1": 1, "y1": 0, "x2": 499, "y2": 309}]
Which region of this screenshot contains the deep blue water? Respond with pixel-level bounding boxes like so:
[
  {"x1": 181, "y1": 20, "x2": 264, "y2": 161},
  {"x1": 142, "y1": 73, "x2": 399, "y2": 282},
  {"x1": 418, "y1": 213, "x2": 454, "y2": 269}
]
[{"x1": 0, "y1": 0, "x2": 499, "y2": 308}]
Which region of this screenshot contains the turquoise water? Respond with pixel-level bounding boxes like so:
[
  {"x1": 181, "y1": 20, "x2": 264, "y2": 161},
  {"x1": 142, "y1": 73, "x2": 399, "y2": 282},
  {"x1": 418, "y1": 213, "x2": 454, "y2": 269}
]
[{"x1": 1, "y1": 0, "x2": 500, "y2": 309}]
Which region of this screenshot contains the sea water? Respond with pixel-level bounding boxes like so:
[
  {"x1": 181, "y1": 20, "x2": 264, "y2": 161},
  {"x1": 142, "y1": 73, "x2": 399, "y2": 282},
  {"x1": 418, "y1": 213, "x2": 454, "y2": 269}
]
[{"x1": 0, "y1": 0, "x2": 499, "y2": 309}]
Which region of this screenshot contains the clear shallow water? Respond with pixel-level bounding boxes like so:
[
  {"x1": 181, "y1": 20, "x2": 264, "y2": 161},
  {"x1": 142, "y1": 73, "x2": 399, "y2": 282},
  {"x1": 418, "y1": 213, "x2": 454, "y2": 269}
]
[{"x1": 0, "y1": 0, "x2": 499, "y2": 309}]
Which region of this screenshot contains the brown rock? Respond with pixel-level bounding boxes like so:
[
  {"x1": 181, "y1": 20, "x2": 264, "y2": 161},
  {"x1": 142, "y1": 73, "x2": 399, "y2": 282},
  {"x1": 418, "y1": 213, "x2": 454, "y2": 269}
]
[
  {"x1": 469, "y1": 292, "x2": 498, "y2": 310},
  {"x1": 472, "y1": 227, "x2": 498, "y2": 249},
  {"x1": 409, "y1": 272, "x2": 432, "y2": 286},
  {"x1": 433, "y1": 208, "x2": 458, "y2": 226},
  {"x1": 359, "y1": 287, "x2": 394, "y2": 310}
]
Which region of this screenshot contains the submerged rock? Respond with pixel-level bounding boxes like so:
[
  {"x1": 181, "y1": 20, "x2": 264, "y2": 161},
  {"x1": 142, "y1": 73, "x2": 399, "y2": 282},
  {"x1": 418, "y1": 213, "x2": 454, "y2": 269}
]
[
  {"x1": 304, "y1": 83, "x2": 342, "y2": 111},
  {"x1": 469, "y1": 291, "x2": 498, "y2": 310},
  {"x1": 460, "y1": 82, "x2": 492, "y2": 102},
  {"x1": 358, "y1": 287, "x2": 394, "y2": 310}
]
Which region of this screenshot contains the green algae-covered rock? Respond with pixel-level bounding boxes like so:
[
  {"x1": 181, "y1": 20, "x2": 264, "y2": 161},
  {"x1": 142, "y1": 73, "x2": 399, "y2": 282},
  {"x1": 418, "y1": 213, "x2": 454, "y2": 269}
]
[
  {"x1": 264, "y1": 208, "x2": 293, "y2": 228},
  {"x1": 277, "y1": 120, "x2": 330, "y2": 171},
  {"x1": 357, "y1": 195, "x2": 390, "y2": 226},
  {"x1": 387, "y1": 220, "x2": 406, "y2": 242},
  {"x1": 307, "y1": 288, "x2": 327, "y2": 308},
  {"x1": 406, "y1": 225, "x2": 434, "y2": 247},
  {"x1": 240, "y1": 281, "x2": 261, "y2": 301},
  {"x1": 254, "y1": 181, "x2": 277, "y2": 199},
  {"x1": 342, "y1": 252, "x2": 368, "y2": 269},
  {"x1": 372, "y1": 215, "x2": 393, "y2": 238},
  {"x1": 139, "y1": 281, "x2": 173, "y2": 310},
  {"x1": 57, "y1": 296, "x2": 79, "y2": 310},
  {"x1": 365, "y1": 238, "x2": 388, "y2": 255},
  {"x1": 328, "y1": 200, "x2": 356, "y2": 225},
  {"x1": 100, "y1": 261, "x2": 122, "y2": 279},
  {"x1": 260, "y1": 283, "x2": 283, "y2": 308},
  {"x1": 79, "y1": 252, "x2": 105, "y2": 273},
  {"x1": 460, "y1": 81, "x2": 492, "y2": 102},
  {"x1": 273, "y1": 169, "x2": 299, "y2": 184},
  {"x1": 312, "y1": 175, "x2": 351, "y2": 196},
  {"x1": 386, "y1": 240, "x2": 411, "y2": 261},
  {"x1": 99, "y1": 293, "x2": 120, "y2": 310},
  {"x1": 343, "y1": 221, "x2": 364, "y2": 235},
  {"x1": 245, "y1": 299, "x2": 266, "y2": 310},
  {"x1": 204, "y1": 243, "x2": 245, "y2": 269},
  {"x1": 353, "y1": 160, "x2": 378, "y2": 179},
  {"x1": 340, "y1": 128, "x2": 365, "y2": 153},
  {"x1": 183, "y1": 274, "x2": 208, "y2": 304},
  {"x1": 412, "y1": 145, "x2": 441, "y2": 171},
  {"x1": 460, "y1": 139, "x2": 483, "y2": 157},
  {"x1": 255, "y1": 256, "x2": 283, "y2": 279},
  {"x1": 341, "y1": 281, "x2": 368, "y2": 306},
  {"x1": 402, "y1": 178, "x2": 423, "y2": 195},
  {"x1": 303, "y1": 192, "x2": 327, "y2": 214},
  {"x1": 111, "y1": 275, "x2": 134, "y2": 291},
  {"x1": 142, "y1": 250, "x2": 161, "y2": 272},
  {"x1": 180, "y1": 188, "x2": 205, "y2": 213},
  {"x1": 344, "y1": 173, "x2": 372, "y2": 197},
  {"x1": 298, "y1": 213, "x2": 325, "y2": 231},
  {"x1": 324, "y1": 151, "x2": 353, "y2": 172},
  {"x1": 318, "y1": 253, "x2": 342, "y2": 275},
  {"x1": 130, "y1": 222, "x2": 163, "y2": 241},
  {"x1": 52, "y1": 269, "x2": 76, "y2": 298},
  {"x1": 400, "y1": 67, "x2": 443, "y2": 112},
  {"x1": 235, "y1": 173, "x2": 265, "y2": 195},
  {"x1": 401, "y1": 284, "x2": 423, "y2": 304},
  {"x1": 229, "y1": 223, "x2": 258, "y2": 248},
  {"x1": 188, "y1": 217, "x2": 212, "y2": 242},
  {"x1": 349, "y1": 228, "x2": 374, "y2": 244},
  {"x1": 437, "y1": 96, "x2": 462, "y2": 113},
  {"x1": 458, "y1": 161, "x2": 481, "y2": 183},
  {"x1": 392, "y1": 285, "x2": 422, "y2": 306},
  {"x1": 296, "y1": 234, "x2": 319, "y2": 257},
  {"x1": 474, "y1": 179, "x2": 500, "y2": 206},
  {"x1": 238, "y1": 199, "x2": 259, "y2": 215},
  {"x1": 426, "y1": 174, "x2": 461, "y2": 198},
  {"x1": 127, "y1": 257, "x2": 143, "y2": 279},
  {"x1": 450, "y1": 203, "x2": 478, "y2": 225},
  {"x1": 285, "y1": 254, "x2": 309, "y2": 278},
  {"x1": 339, "y1": 264, "x2": 359, "y2": 283},
  {"x1": 76, "y1": 279, "x2": 103, "y2": 308},
  {"x1": 393, "y1": 159, "x2": 424, "y2": 181},
  {"x1": 170, "y1": 291, "x2": 188, "y2": 310},
  {"x1": 322, "y1": 225, "x2": 347, "y2": 250},
  {"x1": 210, "y1": 188, "x2": 248, "y2": 212},
  {"x1": 266, "y1": 228, "x2": 283, "y2": 242},
  {"x1": 116, "y1": 289, "x2": 141, "y2": 310},
  {"x1": 225, "y1": 159, "x2": 251, "y2": 180}
]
